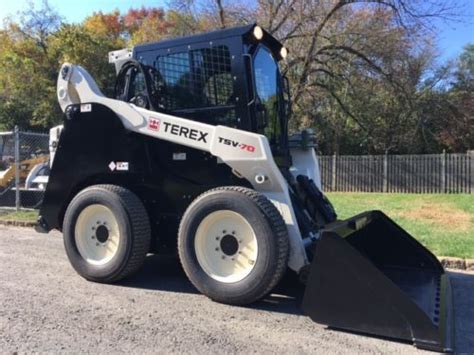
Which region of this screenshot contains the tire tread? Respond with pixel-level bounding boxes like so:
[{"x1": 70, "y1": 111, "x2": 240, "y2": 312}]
[
  {"x1": 178, "y1": 186, "x2": 289, "y2": 304},
  {"x1": 65, "y1": 184, "x2": 151, "y2": 283}
]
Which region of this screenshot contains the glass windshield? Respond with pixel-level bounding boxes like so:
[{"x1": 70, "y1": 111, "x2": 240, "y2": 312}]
[{"x1": 253, "y1": 47, "x2": 282, "y2": 147}]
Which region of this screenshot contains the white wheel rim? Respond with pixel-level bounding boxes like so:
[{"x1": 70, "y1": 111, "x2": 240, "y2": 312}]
[
  {"x1": 194, "y1": 210, "x2": 258, "y2": 283},
  {"x1": 75, "y1": 204, "x2": 121, "y2": 266}
]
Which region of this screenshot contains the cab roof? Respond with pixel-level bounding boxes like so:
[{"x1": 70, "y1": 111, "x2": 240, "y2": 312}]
[{"x1": 133, "y1": 23, "x2": 285, "y2": 60}]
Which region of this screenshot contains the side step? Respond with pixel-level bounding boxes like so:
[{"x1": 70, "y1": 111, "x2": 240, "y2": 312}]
[{"x1": 302, "y1": 211, "x2": 454, "y2": 352}]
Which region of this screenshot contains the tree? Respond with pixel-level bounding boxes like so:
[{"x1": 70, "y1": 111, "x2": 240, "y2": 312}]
[
  {"x1": 453, "y1": 43, "x2": 474, "y2": 93},
  {"x1": 257, "y1": 0, "x2": 461, "y2": 153},
  {"x1": 169, "y1": 0, "x2": 462, "y2": 153},
  {"x1": 168, "y1": 0, "x2": 255, "y2": 32},
  {"x1": 123, "y1": 7, "x2": 172, "y2": 44},
  {"x1": 433, "y1": 44, "x2": 474, "y2": 152},
  {"x1": 84, "y1": 10, "x2": 122, "y2": 40},
  {"x1": 48, "y1": 24, "x2": 123, "y2": 97},
  {"x1": 0, "y1": 0, "x2": 469, "y2": 155},
  {"x1": 0, "y1": 1, "x2": 62, "y2": 130},
  {"x1": 0, "y1": 2, "x2": 128, "y2": 130}
]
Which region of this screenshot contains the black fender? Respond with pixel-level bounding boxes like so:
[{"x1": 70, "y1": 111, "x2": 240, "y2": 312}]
[{"x1": 37, "y1": 103, "x2": 149, "y2": 232}]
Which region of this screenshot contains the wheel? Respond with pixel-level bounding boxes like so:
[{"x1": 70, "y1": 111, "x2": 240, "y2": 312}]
[
  {"x1": 178, "y1": 186, "x2": 289, "y2": 305},
  {"x1": 63, "y1": 184, "x2": 151, "y2": 283}
]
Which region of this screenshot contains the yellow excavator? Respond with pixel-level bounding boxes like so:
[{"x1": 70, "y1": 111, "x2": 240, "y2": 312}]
[
  {"x1": 0, "y1": 154, "x2": 49, "y2": 189},
  {"x1": 0, "y1": 133, "x2": 49, "y2": 208}
]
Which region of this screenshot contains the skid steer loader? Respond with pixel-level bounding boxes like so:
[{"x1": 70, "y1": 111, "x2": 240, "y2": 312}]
[{"x1": 36, "y1": 24, "x2": 453, "y2": 351}]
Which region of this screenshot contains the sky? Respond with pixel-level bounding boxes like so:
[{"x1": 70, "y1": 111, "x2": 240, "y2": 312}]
[{"x1": 0, "y1": 0, "x2": 472, "y2": 63}]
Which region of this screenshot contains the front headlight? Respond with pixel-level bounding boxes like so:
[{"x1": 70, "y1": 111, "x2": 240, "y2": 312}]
[{"x1": 253, "y1": 26, "x2": 264, "y2": 40}]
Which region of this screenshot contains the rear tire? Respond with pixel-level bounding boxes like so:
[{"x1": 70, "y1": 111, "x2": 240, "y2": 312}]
[
  {"x1": 178, "y1": 186, "x2": 289, "y2": 305},
  {"x1": 63, "y1": 184, "x2": 151, "y2": 283}
]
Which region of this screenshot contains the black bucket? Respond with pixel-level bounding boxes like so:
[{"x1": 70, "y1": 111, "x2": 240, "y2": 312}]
[{"x1": 302, "y1": 211, "x2": 454, "y2": 352}]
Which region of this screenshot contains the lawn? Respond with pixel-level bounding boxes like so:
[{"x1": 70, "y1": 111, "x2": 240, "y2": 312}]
[
  {"x1": 0, "y1": 193, "x2": 473, "y2": 258},
  {"x1": 327, "y1": 193, "x2": 474, "y2": 259},
  {"x1": 0, "y1": 209, "x2": 38, "y2": 223}
]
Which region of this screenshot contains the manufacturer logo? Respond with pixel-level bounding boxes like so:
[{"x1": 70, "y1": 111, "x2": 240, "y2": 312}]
[
  {"x1": 218, "y1": 137, "x2": 256, "y2": 153},
  {"x1": 148, "y1": 117, "x2": 161, "y2": 131},
  {"x1": 163, "y1": 122, "x2": 208, "y2": 143}
]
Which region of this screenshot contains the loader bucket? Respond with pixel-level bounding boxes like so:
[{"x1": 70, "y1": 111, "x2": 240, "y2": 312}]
[{"x1": 302, "y1": 211, "x2": 454, "y2": 352}]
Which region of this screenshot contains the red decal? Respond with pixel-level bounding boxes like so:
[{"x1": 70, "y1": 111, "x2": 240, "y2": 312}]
[
  {"x1": 239, "y1": 144, "x2": 256, "y2": 152},
  {"x1": 148, "y1": 117, "x2": 161, "y2": 131}
]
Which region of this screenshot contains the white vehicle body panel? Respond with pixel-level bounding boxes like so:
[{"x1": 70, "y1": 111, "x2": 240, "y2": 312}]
[
  {"x1": 108, "y1": 48, "x2": 133, "y2": 73},
  {"x1": 49, "y1": 125, "x2": 63, "y2": 167},
  {"x1": 290, "y1": 148, "x2": 322, "y2": 190}
]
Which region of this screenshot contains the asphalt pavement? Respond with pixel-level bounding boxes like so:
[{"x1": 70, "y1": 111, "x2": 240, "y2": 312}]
[{"x1": 0, "y1": 226, "x2": 473, "y2": 353}]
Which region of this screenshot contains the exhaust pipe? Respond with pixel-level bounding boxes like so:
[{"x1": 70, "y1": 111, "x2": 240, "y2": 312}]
[{"x1": 302, "y1": 211, "x2": 454, "y2": 352}]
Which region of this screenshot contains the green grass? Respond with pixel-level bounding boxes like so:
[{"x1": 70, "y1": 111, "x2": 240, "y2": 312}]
[
  {"x1": 327, "y1": 193, "x2": 474, "y2": 259},
  {"x1": 0, "y1": 209, "x2": 38, "y2": 223}
]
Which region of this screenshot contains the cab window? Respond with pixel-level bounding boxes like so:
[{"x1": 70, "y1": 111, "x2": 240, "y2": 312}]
[
  {"x1": 154, "y1": 45, "x2": 237, "y2": 126},
  {"x1": 253, "y1": 47, "x2": 281, "y2": 146}
]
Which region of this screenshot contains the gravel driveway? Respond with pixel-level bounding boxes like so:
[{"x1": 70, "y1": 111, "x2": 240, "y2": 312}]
[{"x1": 1, "y1": 225, "x2": 473, "y2": 353}]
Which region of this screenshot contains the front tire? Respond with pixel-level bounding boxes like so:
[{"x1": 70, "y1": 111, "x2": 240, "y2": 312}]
[
  {"x1": 178, "y1": 186, "x2": 289, "y2": 305},
  {"x1": 63, "y1": 184, "x2": 151, "y2": 283}
]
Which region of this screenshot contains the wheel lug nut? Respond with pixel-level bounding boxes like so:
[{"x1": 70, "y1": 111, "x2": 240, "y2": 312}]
[
  {"x1": 221, "y1": 256, "x2": 226, "y2": 260},
  {"x1": 232, "y1": 231, "x2": 235, "y2": 235},
  {"x1": 96, "y1": 242, "x2": 100, "y2": 246},
  {"x1": 91, "y1": 236, "x2": 95, "y2": 239},
  {"x1": 215, "y1": 247, "x2": 219, "y2": 251},
  {"x1": 222, "y1": 230, "x2": 226, "y2": 234},
  {"x1": 215, "y1": 236, "x2": 220, "y2": 241}
]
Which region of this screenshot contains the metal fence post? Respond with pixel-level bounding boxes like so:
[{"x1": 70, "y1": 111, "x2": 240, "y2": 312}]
[
  {"x1": 14, "y1": 126, "x2": 20, "y2": 211},
  {"x1": 441, "y1": 149, "x2": 447, "y2": 193},
  {"x1": 383, "y1": 151, "x2": 388, "y2": 192},
  {"x1": 331, "y1": 153, "x2": 337, "y2": 192},
  {"x1": 468, "y1": 150, "x2": 473, "y2": 194}
]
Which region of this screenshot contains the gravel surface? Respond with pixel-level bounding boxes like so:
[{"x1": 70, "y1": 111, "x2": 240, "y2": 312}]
[{"x1": 0, "y1": 226, "x2": 473, "y2": 353}]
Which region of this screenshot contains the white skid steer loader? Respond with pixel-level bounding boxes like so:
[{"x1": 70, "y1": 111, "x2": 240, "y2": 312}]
[{"x1": 36, "y1": 24, "x2": 453, "y2": 351}]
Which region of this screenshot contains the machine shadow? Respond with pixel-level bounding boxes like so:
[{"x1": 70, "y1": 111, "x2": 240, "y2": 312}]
[
  {"x1": 117, "y1": 254, "x2": 305, "y2": 315},
  {"x1": 250, "y1": 272, "x2": 305, "y2": 316},
  {"x1": 118, "y1": 254, "x2": 197, "y2": 294}
]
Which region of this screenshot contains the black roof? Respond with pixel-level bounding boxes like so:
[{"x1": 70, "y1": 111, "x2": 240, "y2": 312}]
[{"x1": 133, "y1": 23, "x2": 284, "y2": 58}]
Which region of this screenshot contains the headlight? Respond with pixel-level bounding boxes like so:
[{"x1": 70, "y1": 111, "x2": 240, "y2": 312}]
[
  {"x1": 253, "y1": 26, "x2": 264, "y2": 40},
  {"x1": 280, "y1": 46, "x2": 288, "y2": 59}
]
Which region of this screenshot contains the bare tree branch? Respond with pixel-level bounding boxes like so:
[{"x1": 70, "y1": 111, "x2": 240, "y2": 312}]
[{"x1": 215, "y1": 0, "x2": 226, "y2": 28}]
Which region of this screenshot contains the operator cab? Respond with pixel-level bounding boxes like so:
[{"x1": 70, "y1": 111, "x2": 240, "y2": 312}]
[{"x1": 111, "y1": 24, "x2": 291, "y2": 164}]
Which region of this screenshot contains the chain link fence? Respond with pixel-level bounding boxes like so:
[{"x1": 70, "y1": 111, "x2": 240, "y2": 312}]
[{"x1": 0, "y1": 126, "x2": 49, "y2": 210}]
